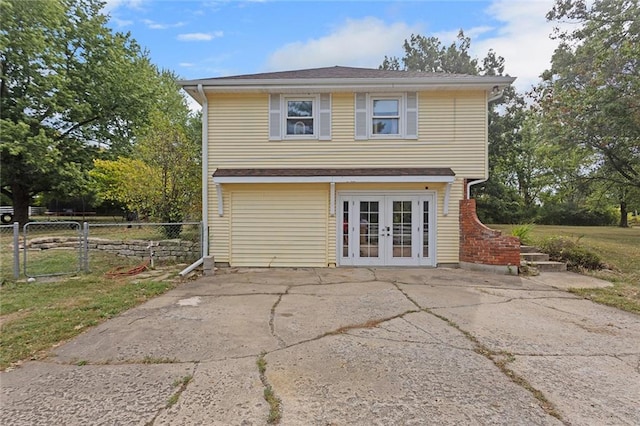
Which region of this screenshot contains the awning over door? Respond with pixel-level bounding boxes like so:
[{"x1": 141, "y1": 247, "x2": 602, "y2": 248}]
[
  {"x1": 213, "y1": 167, "x2": 455, "y2": 183},
  {"x1": 212, "y1": 167, "x2": 456, "y2": 217}
]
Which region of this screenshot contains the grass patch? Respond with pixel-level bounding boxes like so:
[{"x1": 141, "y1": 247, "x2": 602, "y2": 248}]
[
  {"x1": 257, "y1": 352, "x2": 282, "y2": 424},
  {"x1": 142, "y1": 355, "x2": 178, "y2": 364},
  {"x1": 166, "y1": 374, "x2": 193, "y2": 408},
  {"x1": 493, "y1": 224, "x2": 640, "y2": 314},
  {"x1": 0, "y1": 251, "x2": 179, "y2": 370}
]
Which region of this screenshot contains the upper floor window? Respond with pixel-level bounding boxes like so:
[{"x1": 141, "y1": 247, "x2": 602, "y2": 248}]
[
  {"x1": 269, "y1": 93, "x2": 332, "y2": 141},
  {"x1": 355, "y1": 92, "x2": 418, "y2": 140},
  {"x1": 286, "y1": 99, "x2": 314, "y2": 136},
  {"x1": 372, "y1": 97, "x2": 401, "y2": 135}
]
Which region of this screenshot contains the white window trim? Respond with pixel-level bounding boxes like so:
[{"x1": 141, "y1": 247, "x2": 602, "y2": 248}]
[
  {"x1": 282, "y1": 95, "x2": 319, "y2": 140},
  {"x1": 368, "y1": 93, "x2": 405, "y2": 139}
]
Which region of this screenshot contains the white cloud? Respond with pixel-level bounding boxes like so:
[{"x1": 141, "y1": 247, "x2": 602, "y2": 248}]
[
  {"x1": 177, "y1": 31, "x2": 223, "y2": 41},
  {"x1": 111, "y1": 17, "x2": 133, "y2": 27},
  {"x1": 142, "y1": 19, "x2": 185, "y2": 30},
  {"x1": 474, "y1": 0, "x2": 563, "y2": 93},
  {"x1": 266, "y1": 17, "x2": 421, "y2": 71},
  {"x1": 103, "y1": 0, "x2": 145, "y2": 13},
  {"x1": 179, "y1": 62, "x2": 195, "y2": 67}
]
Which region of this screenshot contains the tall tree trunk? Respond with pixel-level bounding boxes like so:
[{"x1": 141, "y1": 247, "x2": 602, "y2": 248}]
[
  {"x1": 11, "y1": 182, "x2": 31, "y2": 226},
  {"x1": 619, "y1": 200, "x2": 628, "y2": 228}
]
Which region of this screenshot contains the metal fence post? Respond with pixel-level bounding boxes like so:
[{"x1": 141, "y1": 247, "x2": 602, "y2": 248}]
[
  {"x1": 200, "y1": 221, "x2": 205, "y2": 258},
  {"x1": 83, "y1": 221, "x2": 89, "y2": 272},
  {"x1": 13, "y1": 222, "x2": 19, "y2": 279}
]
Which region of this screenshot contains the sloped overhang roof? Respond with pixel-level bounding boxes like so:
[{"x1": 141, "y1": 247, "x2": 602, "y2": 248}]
[
  {"x1": 212, "y1": 167, "x2": 455, "y2": 183},
  {"x1": 211, "y1": 167, "x2": 457, "y2": 216},
  {"x1": 180, "y1": 66, "x2": 516, "y2": 102},
  {"x1": 213, "y1": 167, "x2": 455, "y2": 216}
]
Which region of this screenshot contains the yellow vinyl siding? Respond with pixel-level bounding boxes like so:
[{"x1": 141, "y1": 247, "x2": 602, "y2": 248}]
[
  {"x1": 228, "y1": 184, "x2": 328, "y2": 267},
  {"x1": 436, "y1": 179, "x2": 463, "y2": 264},
  {"x1": 210, "y1": 185, "x2": 230, "y2": 263},
  {"x1": 205, "y1": 90, "x2": 485, "y2": 266},
  {"x1": 207, "y1": 91, "x2": 487, "y2": 177}
]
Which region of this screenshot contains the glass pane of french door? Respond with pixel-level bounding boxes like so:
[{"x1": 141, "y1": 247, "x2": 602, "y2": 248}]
[
  {"x1": 423, "y1": 200, "x2": 430, "y2": 258},
  {"x1": 359, "y1": 201, "x2": 379, "y2": 258},
  {"x1": 392, "y1": 200, "x2": 413, "y2": 258}
]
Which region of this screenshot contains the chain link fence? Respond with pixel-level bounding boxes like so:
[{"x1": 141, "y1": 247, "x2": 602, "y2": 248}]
[
  {"x1": 1, "y1": 221, "x2": 203, "y2": 281},
  {"x1": 1, "y1": 223, "x2": 19, "y2": 282}
]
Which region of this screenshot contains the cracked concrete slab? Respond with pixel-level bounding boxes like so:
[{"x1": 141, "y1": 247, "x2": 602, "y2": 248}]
[
  {"x1": 214, "y1": 267, "x2": 321, "y2": 285},
  {"x1": 432, "y1": 297, "x2": 640, "y2": 356},
  {"x1": 154, "y1": 358, "x2": 268, "y2": 426},
  {"x1": 510, "y1": 355, "x2": 640, "y2": 425},
  {"x1": 275, "y1": 281, "x2": 416, "y2": 345},
  {"x1": 525, "y1": 272, "x2": 614, "y2": 290},
  {"x1": 398, "y1": 282, "x2": 511, "y2": 309},
  {"x1": 345, "y1": 311, "x2": 476, "y2": 351},
  {"x1": 0, "y1": 361, "x2": 194, "y2": 426},
  {"x1": 266, "y1": 334, "x2": 560, "y2": 425},
  {"x1": 51, "y1": 294, "x2": 280, "y2": 364},
  {"x1": 2, "y1": 267, "x2": 638, "y2": 425},
  {"x1": 373, "y1": 267, "x2": 535, "y2": 288}
]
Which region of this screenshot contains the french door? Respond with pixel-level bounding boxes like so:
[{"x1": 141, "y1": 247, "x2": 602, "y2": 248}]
[{"x1": 339, "y1": 193, "x2": 436, "y2": 266}]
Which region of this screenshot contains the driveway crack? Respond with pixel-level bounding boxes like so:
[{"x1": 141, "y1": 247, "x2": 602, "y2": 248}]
[
  {"x1": 422, "y1": 308, "x2": 567, "y2": 424},
  {"x1": 269, "y1": 287, "x2": 290, "y2": 348},
  {"x1": 146, "y1": 362, "x2": 198, "y2": 425},
  {"x1": 257, "y1": 352, "x2": 282, "y2": 424}
]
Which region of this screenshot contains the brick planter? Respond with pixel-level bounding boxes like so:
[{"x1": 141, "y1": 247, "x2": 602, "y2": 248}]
[{"x1": 459, "y1": 199, "x2": 520, "y2": 275}]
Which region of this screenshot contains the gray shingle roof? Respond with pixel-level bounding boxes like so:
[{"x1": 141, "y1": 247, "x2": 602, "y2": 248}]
[
  {"x1": 197, "y1": 66, "x2": 474, "y2": 81},
  {"x1": 179, "y1": 66, "x2": 514, "y2": 85},
  {"x1": 213, "y1": 167, "x2": 455, "y2": 178}
]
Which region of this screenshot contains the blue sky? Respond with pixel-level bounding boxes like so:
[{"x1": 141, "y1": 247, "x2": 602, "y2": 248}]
[{"x1": 105, "y1": 0, "x2": 564, "y2": 94}]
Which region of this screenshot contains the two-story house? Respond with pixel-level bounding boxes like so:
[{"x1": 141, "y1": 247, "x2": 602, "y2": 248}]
[{"x1": 180, "y1": 66, "x2": 518, "y2": 271}]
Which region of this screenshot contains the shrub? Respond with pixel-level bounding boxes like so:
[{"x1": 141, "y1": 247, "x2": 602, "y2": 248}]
[
  {"x1": 538, "y1": 236, "x2": 604, "y2": 270},
  {"x1": 510, "y1": 224, "x2": 535, "y2": 245}
]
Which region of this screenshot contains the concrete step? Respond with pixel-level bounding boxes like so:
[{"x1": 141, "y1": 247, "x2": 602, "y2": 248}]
[
  {"x1": 519, "y1": 245, "x2": 539, "y2": 253},
  {"x1": 520, "y1": 252, "x2": 550, "y2": 262},
  {"x1": 522, "y1": 260, "x2": 567, "y2": 272}
]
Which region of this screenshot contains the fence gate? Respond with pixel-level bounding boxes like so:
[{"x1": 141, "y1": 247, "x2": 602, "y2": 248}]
[{"x1": 24, "y1": 222, "x2": 84, "y2": 278}]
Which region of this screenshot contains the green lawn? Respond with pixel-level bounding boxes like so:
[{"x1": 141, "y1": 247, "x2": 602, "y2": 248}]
[
  {"x1": 0, "y1": 251, "x2": 181, "y2": 370},
  {"x1": 492, "y1": 224, "x2": 640, "y2": 314}
]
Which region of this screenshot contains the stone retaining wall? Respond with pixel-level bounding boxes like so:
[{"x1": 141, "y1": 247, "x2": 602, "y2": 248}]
[{"x1": 26, "y1": 237, "x2": 199, "y2": 263}]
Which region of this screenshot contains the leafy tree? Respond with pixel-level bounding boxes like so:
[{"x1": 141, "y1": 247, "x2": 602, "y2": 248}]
[
  {"x1": 541, "y1": 0, "x2": 640, "y2": 226},
  {"x1": 380, "y1": 30, "x2": 543, "y2": 223},
  {"x1": 0, "y1": 0, "x2": 157, "y2": 224},
  {"x1": 91, "y1": 72, "x2": 201, "y2": 234},
  {"x1": 381, "y1": 30, "x2": 500, "y2": 75}
]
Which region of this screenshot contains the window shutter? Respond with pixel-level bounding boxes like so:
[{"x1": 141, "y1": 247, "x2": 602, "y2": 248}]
[
  {"x1": 354, "y1": 93, "x2": 367, "y2": 140},
  {"x1": 269, "y1": 94, "x2": 281, "y2": 140},
  {"x1": 319, "y1": 93, "x2": 331, "y2": 140},
  {"x1": 406, "y1": 92, "x2": 418, "y2": 139}
]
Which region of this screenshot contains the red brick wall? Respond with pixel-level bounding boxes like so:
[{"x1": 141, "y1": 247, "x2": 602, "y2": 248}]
[{"x1": 459, "y1": 199, "x2": 520, "y2": 266}]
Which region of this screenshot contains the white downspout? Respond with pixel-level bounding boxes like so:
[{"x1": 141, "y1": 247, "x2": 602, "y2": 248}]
[
  {"x1": 180, "y1": 84, "x2": 208, "y2": 277},
  {"x1": 197, "y1": 83, "x2": 209, "y2": 258},
  {"x1": 466, "y1": 178, "x2": 488, "y2": 199},
  {"x1": 467, "y1": 86, "x2": 503, "y2": 199}
]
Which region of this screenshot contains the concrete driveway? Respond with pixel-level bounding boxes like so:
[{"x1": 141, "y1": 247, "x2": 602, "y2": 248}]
[{"x1": 1, "y1": 268, "x2": 639, "y2": 425}]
